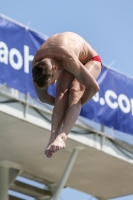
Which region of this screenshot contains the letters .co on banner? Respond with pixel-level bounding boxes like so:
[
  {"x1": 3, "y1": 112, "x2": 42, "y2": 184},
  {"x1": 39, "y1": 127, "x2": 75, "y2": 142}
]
[
  {"x1": 0, "y1": 15, "x2": 133, "y2": 136},
  {"x1": 80, "y1": 66, "x2": 133, "y2": 135}
]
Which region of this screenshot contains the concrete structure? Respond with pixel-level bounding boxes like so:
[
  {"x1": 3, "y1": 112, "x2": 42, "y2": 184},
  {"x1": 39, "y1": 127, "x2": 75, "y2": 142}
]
[{"x1": 0, "y1": 85, "x2": 133, "y2": 200}]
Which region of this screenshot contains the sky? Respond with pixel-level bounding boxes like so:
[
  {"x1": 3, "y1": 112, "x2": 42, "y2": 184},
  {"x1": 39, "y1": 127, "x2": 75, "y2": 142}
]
[{"x1": 1, "y1": 0, "x2": 133, "y2": 199}]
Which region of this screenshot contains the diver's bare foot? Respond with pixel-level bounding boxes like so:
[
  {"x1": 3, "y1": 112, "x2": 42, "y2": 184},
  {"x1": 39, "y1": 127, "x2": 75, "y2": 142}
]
[
  {"x1": 44, "y1": 136, "x2": 55, "y2": 158},
  {"x1": 46, "y1": 134, "x2": 67, "y2": 158}
]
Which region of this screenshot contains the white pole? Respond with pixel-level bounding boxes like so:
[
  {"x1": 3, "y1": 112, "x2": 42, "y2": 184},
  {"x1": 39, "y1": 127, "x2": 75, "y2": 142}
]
[
  {"x1": 0, "y1": 166, "x2": 9, "y2": 200},
  {"x1": 101, "y1": 125, "x2": 105, "y2": 151},
  {"x1": 53, "y1": 148, "x2": 79, "y2": 200}
]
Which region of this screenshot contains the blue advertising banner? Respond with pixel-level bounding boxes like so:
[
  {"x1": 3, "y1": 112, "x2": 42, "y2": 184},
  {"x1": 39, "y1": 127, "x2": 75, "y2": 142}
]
[
  {"x1": 80, "y1": 66, "x2": 133, "y2": 135},
  {"x1": 0, "y1": 15, "x2": 133, "y2": 136},
  {"x1": 0, "y1": 14, "x2": 47, "y2": 98}
]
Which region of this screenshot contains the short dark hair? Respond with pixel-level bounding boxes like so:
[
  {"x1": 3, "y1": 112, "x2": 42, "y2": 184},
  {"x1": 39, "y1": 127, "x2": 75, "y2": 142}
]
[{"x1": 32, "y1": 60, "x2": 53, "y2": 87}]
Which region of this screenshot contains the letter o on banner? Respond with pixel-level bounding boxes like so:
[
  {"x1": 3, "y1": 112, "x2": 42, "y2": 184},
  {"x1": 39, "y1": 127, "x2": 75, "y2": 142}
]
[
  {"x1": 118, "y1": 94, "x2": 130, "y2": 113},
  {"x1": 9, "y1": 48, "x2": 23, "y2": 70}
]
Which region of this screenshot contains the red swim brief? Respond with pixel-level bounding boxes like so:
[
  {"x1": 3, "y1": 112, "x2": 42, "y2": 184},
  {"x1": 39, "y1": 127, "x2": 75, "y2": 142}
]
[{"x1": 84, "y1": 55, "x2": 102, "y2": 67}]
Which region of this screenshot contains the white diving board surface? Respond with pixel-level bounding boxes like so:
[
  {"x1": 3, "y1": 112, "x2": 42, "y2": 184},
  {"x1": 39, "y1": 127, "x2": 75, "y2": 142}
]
[{"x1": 0, "y1": 85, "x2": 133, "y2": 200}]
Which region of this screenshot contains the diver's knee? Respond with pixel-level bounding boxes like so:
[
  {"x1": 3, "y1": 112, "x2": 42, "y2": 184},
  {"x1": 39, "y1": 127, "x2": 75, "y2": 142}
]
[{"x1": 69, "y1": 86, "x2": 85, "y2": 104}]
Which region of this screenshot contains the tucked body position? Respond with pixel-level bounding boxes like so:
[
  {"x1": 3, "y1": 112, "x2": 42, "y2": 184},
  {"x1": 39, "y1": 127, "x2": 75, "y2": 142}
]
[{"x1": 32, "y1": 32, "x2": 102, "y2": 158}]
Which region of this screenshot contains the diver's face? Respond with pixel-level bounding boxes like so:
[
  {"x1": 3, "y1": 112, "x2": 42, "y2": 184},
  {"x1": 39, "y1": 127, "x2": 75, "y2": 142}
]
[
  {"x1": 48, "y1": 77, "x2": 56, "y2": 85},
  {"x1": 48, "y1": 66, "x2": 59, "y2": 85}
]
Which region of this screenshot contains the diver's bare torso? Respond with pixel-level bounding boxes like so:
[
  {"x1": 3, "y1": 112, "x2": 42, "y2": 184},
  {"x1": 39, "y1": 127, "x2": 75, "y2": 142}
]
[{"x1": 33, "y1": 32, "x2": 97, "y2": 67}]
